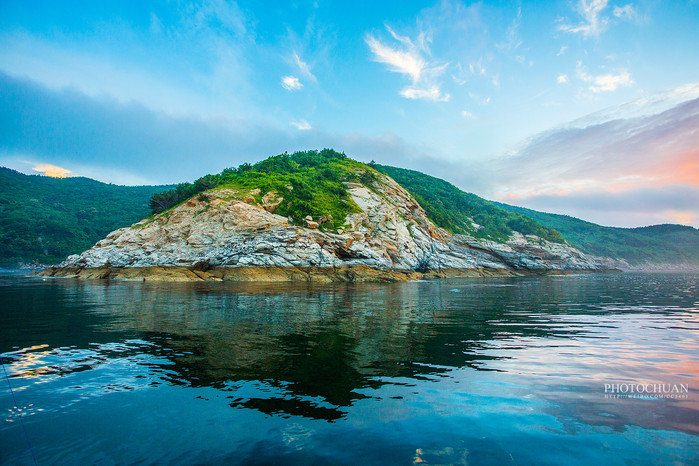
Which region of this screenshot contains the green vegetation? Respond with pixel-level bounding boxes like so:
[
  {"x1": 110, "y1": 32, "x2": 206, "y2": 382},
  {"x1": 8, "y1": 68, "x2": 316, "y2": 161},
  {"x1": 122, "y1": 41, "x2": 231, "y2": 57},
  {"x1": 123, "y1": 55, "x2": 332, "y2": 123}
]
[
  {"x1": 376, "y1": 165, "x2": 565, "y2": 243},
  {"x1": 0, "y1": 167, "x2": 171, "y2": 266},
  {"x1": 493, "y1": 202, "x2": 699, "y2": 265},
  {"x1": 149, "y1": 149, "x2": 367, "y2": 231}
]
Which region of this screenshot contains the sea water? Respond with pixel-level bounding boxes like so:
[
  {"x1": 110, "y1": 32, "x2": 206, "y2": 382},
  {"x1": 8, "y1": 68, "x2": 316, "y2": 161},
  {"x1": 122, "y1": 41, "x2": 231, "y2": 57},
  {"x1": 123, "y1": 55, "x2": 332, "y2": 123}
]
[{"x1": 1, "y1": 272, "x2": 697, "y2": 464}]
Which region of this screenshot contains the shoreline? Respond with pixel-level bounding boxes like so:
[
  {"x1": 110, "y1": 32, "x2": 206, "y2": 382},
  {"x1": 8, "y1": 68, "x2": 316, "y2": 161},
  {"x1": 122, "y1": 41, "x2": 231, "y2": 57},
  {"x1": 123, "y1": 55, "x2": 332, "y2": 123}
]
[{"x1": 37, "y1": 265, "x2": 618, "y2": 283}]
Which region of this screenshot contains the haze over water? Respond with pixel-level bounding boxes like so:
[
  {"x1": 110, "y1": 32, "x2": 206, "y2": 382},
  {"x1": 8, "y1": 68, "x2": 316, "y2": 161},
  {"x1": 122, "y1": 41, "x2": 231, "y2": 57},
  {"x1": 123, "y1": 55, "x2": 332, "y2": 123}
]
[{"x1": 1, "y1": 272, "x2": 698, "y2": 464}]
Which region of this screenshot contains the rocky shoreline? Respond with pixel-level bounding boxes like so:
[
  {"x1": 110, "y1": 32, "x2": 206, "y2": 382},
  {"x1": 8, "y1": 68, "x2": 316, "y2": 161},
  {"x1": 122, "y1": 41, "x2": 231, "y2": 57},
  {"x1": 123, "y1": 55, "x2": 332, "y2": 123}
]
[{"x1": 38, "y1": 265, "x2": 614, "y2": 283}]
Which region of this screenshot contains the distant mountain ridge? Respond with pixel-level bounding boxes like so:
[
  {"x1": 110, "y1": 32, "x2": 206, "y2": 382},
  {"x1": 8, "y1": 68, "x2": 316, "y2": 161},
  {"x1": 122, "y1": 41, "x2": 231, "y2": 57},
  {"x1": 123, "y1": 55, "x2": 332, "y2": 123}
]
[
  {"x1": 0, "y1": 167, "x2": 172, "y2": 266},
  {"x1": 492, "y1": 202, "x2": 699, "y2": 267}
]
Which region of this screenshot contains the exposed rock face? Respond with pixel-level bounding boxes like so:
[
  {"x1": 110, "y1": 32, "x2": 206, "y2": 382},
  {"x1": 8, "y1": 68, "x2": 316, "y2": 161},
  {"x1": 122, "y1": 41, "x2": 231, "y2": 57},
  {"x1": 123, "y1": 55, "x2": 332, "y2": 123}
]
[{"x1": 50, "y1": 173, "x2": 608, "y2": 280}]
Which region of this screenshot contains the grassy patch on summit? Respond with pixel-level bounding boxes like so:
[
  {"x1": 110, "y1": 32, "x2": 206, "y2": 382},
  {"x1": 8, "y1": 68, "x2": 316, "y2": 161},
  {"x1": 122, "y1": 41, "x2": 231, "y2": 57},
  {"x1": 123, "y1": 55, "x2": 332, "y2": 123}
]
[{"x1": 149, "y1": 149, "x2": 368, "y2": 232}]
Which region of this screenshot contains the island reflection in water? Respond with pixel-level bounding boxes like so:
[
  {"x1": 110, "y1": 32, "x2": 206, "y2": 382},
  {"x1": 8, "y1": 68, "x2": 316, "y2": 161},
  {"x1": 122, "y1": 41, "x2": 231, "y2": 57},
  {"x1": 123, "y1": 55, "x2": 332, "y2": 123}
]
[{"x1": 1, "y1": 272, "x2": 697, "y2": 464}]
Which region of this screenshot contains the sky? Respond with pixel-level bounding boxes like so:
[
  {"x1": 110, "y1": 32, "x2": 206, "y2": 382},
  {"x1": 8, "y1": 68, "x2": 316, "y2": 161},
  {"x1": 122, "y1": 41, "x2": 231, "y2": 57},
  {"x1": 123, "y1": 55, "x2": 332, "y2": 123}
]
[{"x1": 0, "y1": 0, "x2": 698, "y2": 228}]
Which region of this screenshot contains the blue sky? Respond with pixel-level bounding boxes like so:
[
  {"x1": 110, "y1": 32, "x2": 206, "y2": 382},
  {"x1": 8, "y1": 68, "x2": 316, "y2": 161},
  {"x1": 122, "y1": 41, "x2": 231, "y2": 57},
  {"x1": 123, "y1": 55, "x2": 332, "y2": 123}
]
[{"x1": 1, "y1": 0, "x2": 698, "y2": 227}]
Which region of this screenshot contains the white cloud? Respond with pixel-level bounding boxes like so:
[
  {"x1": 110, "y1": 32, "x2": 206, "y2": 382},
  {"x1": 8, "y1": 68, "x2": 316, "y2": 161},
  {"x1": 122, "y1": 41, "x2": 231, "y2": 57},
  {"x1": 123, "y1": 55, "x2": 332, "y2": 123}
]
[
  {"x1": 557, "y1": 73, "x2": 569, "y2": 84},
  {"x1": 293, "y1": 52, "x2": 316, "y2": 82},
  {"x1": 559, "y1": 0, "x2": 610, "y2": 37},
  {"x1": 469, "y1": 93, "x2": 491, "y2": 106},
  {"x1": 589, "y1": 71, "x2": 633, "y2": 92},
  {"x1": 281, "y1": 75, "x2": 303, "y2": 90},
  {"x1": 557, "y1": 46, "x2": 568, "y2": 56},
  {"x1": 400, "y1": 86, "x2": 450, "y2": 102},
  {"x1": 290, "y1": 119, "x2": 312, "y2": 130},
  {"x1": 577, "y1": 62, "x2": 634, "y2": 92},
  {"x1": 496, "y1": 7, "x2": 523, "y2": 54},
  {"x1": 451, "y1": 62, "x2": 469, "y2": 85},
  {"x1": 461, "y1": 110, "x2": 474, "y2": 118},
  {"x1": 469, "y1": 60, "x2": 487, "y2": 76},
  {"x1": 613, "y1": 4, "x2": 635, "y2": 20},
  {"x1": 365, "y1": 34, "x2": 426, "y2": 83},
  {"x1": 366, "y1": 25, "x2": 450, "y2": 102},
  {"x1": 385, "y1": 25, "x2": 418, "y2": 49}
]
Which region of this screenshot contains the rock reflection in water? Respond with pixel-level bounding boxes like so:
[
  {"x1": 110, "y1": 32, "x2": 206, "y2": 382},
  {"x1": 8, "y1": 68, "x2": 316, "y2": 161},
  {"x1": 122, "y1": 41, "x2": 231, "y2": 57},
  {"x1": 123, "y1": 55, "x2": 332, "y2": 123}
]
[{"x1": 1, "y1": 272, "x2": 697, "y2": 464}]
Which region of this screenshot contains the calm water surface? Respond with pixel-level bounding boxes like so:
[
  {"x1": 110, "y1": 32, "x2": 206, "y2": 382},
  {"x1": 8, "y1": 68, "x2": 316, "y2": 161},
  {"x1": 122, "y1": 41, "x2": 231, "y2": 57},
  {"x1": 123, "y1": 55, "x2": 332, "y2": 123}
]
[{"x1": 1, "y1": 272, "x2": 698, "y2": 465}]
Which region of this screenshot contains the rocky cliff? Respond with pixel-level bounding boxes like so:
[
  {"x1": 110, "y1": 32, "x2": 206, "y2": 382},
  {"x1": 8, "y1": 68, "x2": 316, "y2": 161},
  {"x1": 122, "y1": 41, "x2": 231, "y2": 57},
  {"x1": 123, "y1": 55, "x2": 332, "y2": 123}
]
[{"x1": 43, "y1": 171, "x2": 607, "y2": 281}]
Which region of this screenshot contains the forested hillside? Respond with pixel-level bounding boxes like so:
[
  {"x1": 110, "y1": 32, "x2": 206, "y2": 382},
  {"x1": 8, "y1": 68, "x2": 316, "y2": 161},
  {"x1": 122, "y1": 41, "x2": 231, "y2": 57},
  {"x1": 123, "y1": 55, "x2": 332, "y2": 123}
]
[
  {"x1": 493, "y1": 202, "x2": 699, "y2": 265},
  {"x1": 376, "y1": 164, "x2": 565, "y2": 243},
  {"x1": 0, "y1": 167, "x2": 171, "y2": 265}
]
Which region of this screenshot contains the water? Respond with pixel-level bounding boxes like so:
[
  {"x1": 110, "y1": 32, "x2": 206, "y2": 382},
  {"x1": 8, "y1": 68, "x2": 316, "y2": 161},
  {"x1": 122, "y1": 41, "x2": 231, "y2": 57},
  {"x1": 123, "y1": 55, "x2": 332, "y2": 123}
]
[{"x1": 1, "y1": 272, "x2": 697, "y2": 465}]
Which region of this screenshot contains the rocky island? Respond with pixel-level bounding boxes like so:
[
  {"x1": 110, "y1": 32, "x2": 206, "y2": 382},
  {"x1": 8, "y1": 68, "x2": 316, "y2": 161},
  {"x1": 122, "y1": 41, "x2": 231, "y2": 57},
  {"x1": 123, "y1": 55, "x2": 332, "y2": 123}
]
[{"x1": 41, "y1": 150, "x2": 610, "y2": 282}]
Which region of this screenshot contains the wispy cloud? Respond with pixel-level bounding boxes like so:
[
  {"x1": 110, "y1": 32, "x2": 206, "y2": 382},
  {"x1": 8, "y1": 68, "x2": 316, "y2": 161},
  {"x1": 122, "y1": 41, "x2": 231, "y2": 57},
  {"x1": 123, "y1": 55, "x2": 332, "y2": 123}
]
[
  {"x1": 290, "y1": 119, "x2": 312, "y2": 130},
  {"x1": 400, "y1": 86, "x2": 450, "y2": 102},
  {"x1": 613, "y1": 4, "x2": 635, "y2": 20},
  {"x1": 557, "y1": 73, "x2": 569, "y2": 84},
  {"x1": 489, "y1": 91, "x2": 699, "y2": 226},
  {"x1": 365, "y1": 25, "x2": 449, "y2": 102},
  {"x1": 281, "y1": 75, "x2": 303, "y2": 90},
  {"x1": 469, "y1": 92, "x2": 491, "y2": 105},
  {"x1": 576, "y1": 62, "x2": 633, "y2": 93},
  {"x1": 469, "y1": 60, "x2": 487, "y2": 76},
  {"x1": 293, "y1": 52, "x2": 317, "y2": 82},
  {"x1": 0, "y1": 2, "x2": 254, "y2": 119},
  {"x1": 559, "y1": 0, "x2": 610, "y2": 37},
  {"x1": 496, "y1": 7, "x2": 523, "y2": 53},
  {"x1": 496, "y1": 7, "x2": 526, "y2": 63},
  {"x1": 365, "y1": 34, "x2": 426, "y2": 83},
  {"x1": 571, "y1": 82, "x2": 699, "y2": 125}
]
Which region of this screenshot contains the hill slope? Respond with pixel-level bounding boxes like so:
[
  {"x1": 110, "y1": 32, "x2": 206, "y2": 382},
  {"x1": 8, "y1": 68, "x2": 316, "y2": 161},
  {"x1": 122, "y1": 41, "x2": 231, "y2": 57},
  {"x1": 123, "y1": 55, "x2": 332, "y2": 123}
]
[
  {"x1": 492, "y1": 202, "x2": 699, "y2": 266},
  {"x1": 46, "y1": 150, "x2": 601, "y2": 280},
  {"x1": 146, "y1": 151, "x2": 563, "y2": 243},
  {"x1": 0, "y1": 167, "x2": 171, "y2": 265},
  {"x1": 375, "y1": 165, "x2": 564, "y2": 243}
]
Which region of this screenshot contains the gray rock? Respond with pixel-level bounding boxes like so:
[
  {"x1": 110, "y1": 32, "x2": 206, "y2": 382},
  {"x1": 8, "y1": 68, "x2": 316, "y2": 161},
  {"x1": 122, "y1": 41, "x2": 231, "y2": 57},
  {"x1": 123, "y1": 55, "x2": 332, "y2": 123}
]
[{"x1": 60, "y1": 173, "x2": 606, "y2": 274}]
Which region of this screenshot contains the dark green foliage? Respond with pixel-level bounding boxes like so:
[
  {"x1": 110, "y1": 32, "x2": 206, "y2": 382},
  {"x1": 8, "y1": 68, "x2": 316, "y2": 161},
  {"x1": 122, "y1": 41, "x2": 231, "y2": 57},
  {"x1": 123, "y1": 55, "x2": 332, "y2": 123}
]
[
  {"x1": 0, "y1": 167, "x2": 172, "y2": 266},
  {"x1": 147, "y1": 149, "x2": 365, "y2": 231},
  {"x1": 148, "y1": 174, "x2": 223, "y2": 214},
  {"x1": 150, "y1": 152, "x2": 561, "y2": 242},
  {"x1": 493, "y1": 202, "x2": 699, "y2": 265},
  {"x1": 359, "y1": 170, "x2": 378, "y2": 187},
  {"x1": 376, "y1": 165, "x2": 565, "y2": 243}
]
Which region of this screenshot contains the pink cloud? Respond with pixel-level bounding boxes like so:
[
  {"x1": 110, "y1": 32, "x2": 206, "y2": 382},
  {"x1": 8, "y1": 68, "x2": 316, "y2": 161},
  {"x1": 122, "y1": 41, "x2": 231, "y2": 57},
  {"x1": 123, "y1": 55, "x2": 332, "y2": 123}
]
[{"x1": 491, "y1": 95, "x2": 699, "y2": 227}]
